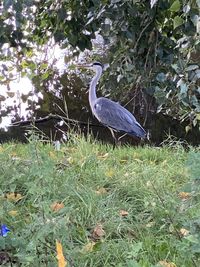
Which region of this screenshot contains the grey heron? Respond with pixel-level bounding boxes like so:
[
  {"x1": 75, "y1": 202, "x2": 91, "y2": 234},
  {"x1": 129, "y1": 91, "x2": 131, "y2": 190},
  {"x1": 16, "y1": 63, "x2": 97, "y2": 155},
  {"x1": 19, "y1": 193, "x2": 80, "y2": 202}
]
[{"x1": 78, "y1": 62, "x2": 147, "y2": 145}]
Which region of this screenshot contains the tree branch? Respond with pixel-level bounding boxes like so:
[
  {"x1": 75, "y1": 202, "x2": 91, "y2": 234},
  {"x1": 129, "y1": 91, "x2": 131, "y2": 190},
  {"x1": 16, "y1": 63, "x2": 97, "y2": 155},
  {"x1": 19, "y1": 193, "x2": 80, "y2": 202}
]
[{"x1": 9, "y1": 114, "x2": 104, "y2": 128}]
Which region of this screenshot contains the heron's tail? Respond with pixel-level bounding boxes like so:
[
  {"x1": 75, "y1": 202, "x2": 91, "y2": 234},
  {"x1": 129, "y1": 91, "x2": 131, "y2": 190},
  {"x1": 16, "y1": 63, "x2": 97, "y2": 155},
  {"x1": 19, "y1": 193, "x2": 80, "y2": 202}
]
[{"x1": 129, "y1": 124, "x2": 147, "y2": 139}]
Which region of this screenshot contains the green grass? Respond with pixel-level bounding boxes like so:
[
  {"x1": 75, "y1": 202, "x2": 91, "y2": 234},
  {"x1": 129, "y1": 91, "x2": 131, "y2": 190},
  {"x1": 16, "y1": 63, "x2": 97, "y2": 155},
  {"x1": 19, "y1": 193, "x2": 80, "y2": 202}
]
[{"x1": 0, "y1": 134, "x2": 200, "y2": 266}]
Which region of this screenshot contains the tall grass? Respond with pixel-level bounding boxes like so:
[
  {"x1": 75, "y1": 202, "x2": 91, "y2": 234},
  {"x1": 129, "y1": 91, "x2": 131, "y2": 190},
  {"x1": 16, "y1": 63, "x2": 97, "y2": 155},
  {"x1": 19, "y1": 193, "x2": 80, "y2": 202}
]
[{"x1": 0, "y1": 133, "x2": 199, "y2": 266}]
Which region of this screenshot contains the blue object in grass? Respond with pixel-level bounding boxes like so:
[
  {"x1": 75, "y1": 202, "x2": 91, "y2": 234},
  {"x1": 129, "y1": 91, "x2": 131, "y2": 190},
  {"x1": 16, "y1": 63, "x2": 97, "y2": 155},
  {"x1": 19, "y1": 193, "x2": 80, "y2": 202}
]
[{"x1": 0, "y1": 224, "x2": 10, "y2": 237}]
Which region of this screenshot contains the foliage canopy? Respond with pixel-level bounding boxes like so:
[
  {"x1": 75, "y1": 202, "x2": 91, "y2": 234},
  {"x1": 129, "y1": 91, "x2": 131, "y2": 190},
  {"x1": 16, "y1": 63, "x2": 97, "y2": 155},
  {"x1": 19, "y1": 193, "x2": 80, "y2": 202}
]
[{"x1": 0, "y1": 0, "x2": 200, "y2": 132}]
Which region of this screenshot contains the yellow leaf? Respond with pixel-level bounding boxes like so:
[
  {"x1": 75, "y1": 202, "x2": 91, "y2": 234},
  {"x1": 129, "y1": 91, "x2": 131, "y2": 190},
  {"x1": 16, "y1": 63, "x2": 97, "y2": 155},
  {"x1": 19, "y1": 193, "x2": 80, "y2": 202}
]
[
  {"x1": 159, "y1": 260, "x2": 177, "y2": 267},
  {"x1": 95, "y1": 187, "x2": 107, "y2": 195},
  {"x1": 97, "y1": 152, "x2": 109, "y2": 159},
  {"x1": 119, "y1": 210, "x2": 129, "y2": 217},
  {"x1": 196, "y1": 113, "x2": 200, "y2": 121},
  {"x1": 56, "y1": 240, "x2": 67, "y2": 267},
  {"x1": 119, "y1": 156, "x2": 129, "y2": 163},
  {"x1": 4, "y1": 192, "x2": 23, "y2": 202},
  {"x1": 51, "y1": 202, "x2": 64, "y2": 212},
  {"x1": 185, "y1": 125, "x2": 191, "y2": 133},
  {"x1": 119, "y1": 159, "x2": 128, "y2": 163},
  {"x1": 49, "y1": 151, "x2": 56, "y2": 159},
  {"x1": 67, "y1": 157, "x2": 74, "y2": 164},
  {"x1": 8, "y1": 210, "x2": 18, "y2": 216},
  {"x1": 92, "y1": 224, "x2": 105, "y2": 240},
  {"x1": 178, "y1": 192, "x2": 191, "y2": 200},
  {"x1": 133, "y1": 158, "x2": 143, "y2": 163},
  {"x1": 82, "y1": 241, "x2": 96, "y2": 253},
  {"x1": 180, "y1": 228, "x2": 189, "y2": 236},
  {"x1": 105, "y1": 169, "x2": 114, "y2": 178},
  {"x1": 146, "y1": 221, "x2": 155, "y2": 228}
]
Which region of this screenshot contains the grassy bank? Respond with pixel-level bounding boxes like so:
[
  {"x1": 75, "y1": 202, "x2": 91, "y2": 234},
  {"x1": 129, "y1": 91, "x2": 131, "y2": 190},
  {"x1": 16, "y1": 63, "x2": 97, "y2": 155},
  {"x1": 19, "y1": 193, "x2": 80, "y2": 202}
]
[{"x1": 0, "y1": 135, "x2": 199, "y2": 266}]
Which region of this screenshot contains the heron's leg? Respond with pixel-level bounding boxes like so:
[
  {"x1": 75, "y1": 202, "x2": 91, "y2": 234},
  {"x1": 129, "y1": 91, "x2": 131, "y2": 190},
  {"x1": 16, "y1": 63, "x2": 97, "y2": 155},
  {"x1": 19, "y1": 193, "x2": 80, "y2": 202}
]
[
  {"x1": 108, "y1": 128, "x2": 118, "y2": 149},
  {"x1": 118, "y1": 133, "x2": 127, "y2": 141}
]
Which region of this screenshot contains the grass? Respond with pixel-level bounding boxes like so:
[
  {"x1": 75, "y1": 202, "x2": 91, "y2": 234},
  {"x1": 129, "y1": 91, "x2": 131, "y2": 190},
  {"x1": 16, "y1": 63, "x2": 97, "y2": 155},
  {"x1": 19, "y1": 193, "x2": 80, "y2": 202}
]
[{"x1": 0, "y1": 133, "x2": 199, "y2": 266}]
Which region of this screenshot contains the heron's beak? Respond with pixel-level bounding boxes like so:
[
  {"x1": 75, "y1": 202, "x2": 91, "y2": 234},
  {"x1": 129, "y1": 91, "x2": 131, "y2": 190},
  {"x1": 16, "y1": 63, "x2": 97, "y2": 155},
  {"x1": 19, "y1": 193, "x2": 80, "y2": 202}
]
[{"x1": 76, "y1": 63, "x2": 91, "y2": 69}]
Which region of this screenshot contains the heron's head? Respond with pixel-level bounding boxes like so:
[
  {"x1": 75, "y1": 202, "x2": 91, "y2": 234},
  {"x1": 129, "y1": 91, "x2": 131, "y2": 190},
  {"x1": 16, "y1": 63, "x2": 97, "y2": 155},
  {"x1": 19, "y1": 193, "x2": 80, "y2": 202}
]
[{"x1": 76, "y1": 62, "x2": 103, "y2": 72}]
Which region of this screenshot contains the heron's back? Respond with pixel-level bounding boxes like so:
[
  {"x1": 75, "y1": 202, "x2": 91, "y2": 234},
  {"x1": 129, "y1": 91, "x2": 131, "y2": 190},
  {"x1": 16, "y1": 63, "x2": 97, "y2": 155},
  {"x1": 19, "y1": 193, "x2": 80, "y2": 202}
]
[{"x1": 93, "y1": 97, "x2": 146, "y2": 138}]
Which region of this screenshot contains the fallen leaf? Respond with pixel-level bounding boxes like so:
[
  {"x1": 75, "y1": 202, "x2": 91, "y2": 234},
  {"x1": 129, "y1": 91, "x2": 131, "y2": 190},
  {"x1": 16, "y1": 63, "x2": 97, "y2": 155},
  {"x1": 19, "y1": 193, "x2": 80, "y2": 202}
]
[
  {"x1": 49, "y1": 151, "x2": 56, "y2": 159},
  {"x1": 8, "y1": 210, "x2": 18, "y2": 216},
  {"x1": 10, "y1": 152, "x2": 17, "y2": 157},
  {"x1": 67, "y1": 157, "x2": 74, "y2": 164},
  {"x1": 97, "y1": 152, "x2": 109, "y2": 159},
  {"x1": 82, "y1": 241, "x2": 96, "y2": 253},
  {"x1": 159, "y1": 260, "x2": 177, "y2": 267},
  {"x1": 178, "y1": 192, "x2": 191, "y2": 200},
  {"x1": 146, "y1": 181, "x2": 152, "y2": 187},
  {"x1": 180, "y1": 228, "x2": 189, "y2": 236},
  {"x1": 146, "y1": 221, "x2": 155, "y2": 228},
  {"x1": 51, "y1": 202, "x2": 64, "y2": 212},
  {"x1": 4, "y1": 192, "x2": 23, "y2": 202},
  {"x1": 105, "y1": 169, "x2": 114, "y2": 178},
  {"x1": 119, "y1": 210, "x2": 129, "y2": 217},
  {"x1": 92, "y1": 224, "x2": 105, "y2": 240},
  {"x1": 119, "y1": 156, "x2": 129, "y2": 163},
  {"x1": 95, "y1": 187, "x2": 107, "y2": 195},
  {"x1": 56, "y1": 240, "x2": 67, "y2": 267},
  {"x1": 133, "y1": 158, "x2": 143, "y2": 163},
  {"x1": 80, "y1": 158, "x2": 86, "y2": 168}
]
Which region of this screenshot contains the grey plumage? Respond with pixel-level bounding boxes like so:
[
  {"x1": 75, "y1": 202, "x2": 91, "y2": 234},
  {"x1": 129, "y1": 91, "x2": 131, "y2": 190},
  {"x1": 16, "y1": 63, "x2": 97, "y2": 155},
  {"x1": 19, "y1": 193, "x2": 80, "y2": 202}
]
[
  {"x1": 78, "y1": 62, "x2": 146, "y2": 139},
  {"x1": 94, "y1": 97, "x2": 146, "y2": 138}
]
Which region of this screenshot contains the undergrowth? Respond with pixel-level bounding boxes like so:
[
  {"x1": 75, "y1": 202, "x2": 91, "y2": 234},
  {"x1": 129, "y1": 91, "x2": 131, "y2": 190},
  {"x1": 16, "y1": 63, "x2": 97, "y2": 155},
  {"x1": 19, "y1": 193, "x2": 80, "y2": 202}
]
[{"x1": 0, "y1": 132, "x2": 199, "y2": 266}]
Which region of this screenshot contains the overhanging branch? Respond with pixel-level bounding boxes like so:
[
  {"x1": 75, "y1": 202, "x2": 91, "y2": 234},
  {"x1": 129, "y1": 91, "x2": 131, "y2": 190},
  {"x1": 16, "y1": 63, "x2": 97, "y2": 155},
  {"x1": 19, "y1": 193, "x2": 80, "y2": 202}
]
[{"x1": 9, "y1": 114, "x2": 104, "y2": 128}]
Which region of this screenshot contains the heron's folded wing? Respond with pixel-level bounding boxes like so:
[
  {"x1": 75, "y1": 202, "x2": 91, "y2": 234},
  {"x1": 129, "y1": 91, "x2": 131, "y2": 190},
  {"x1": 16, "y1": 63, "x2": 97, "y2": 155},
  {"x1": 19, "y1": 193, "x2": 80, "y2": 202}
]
[{"x1": 94, "y1": 98, "x2": 146, "y2": 138}]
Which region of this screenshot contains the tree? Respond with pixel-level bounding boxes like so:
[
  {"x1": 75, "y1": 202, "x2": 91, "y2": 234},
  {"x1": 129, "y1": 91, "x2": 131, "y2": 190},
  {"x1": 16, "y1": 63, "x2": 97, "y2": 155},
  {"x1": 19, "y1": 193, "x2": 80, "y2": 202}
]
[{"x1": 0, "y1": 0, "x2": 200, "y2": 133}]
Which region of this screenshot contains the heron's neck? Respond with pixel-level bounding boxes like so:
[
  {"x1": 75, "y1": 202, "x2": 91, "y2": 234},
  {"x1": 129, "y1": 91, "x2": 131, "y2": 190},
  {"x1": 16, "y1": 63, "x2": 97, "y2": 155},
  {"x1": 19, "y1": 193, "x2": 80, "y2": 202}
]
[{"x1": 89, "y1": 68, "x2": 102, "y2": 108}]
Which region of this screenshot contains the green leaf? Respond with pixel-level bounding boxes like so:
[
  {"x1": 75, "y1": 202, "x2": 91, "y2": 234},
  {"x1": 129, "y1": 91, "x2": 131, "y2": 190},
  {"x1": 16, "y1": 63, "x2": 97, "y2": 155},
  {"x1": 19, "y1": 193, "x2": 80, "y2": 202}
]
[
  {"x1": 40, "y1": 63, "x2": 48, "y2": 70},
  {"x1": 180, "y1": 83, "x2": 187, "y2": 95},
  {"x1": 3, "y1": 0, "x2": 13, "y2": 9},
  {"x1": 127, "y1": 242, "x2": 143, "y2": 258},
  {"x1": 185, "y1": 234, "x2": 199, "y2": 243},
  {"x1": 186, "y1": 65, "x2": 199, "y2": 71},
  {"x1": 0, "y1": 237, "x2": 5, "y2": 249},
  {"x1": 156, "y1": 72, "x2": 166, "y2": 82},
  {"x1": 196, "y1": 113, "x2": 200, "y2": 121},
  {"x1": 41, "y1": 72, "x2": 49, "y2": 80},
  {"x1": 196, "y1": 0, "x2": 200, "y2": 8},
  {"x1": 126, "y1": 259, "x2": 142, "y2": 267},
  {"x1": 170, "y1": 0, "x2": 181, "y2": 12},
  {"x1": 173, "y1": 16, "x2": 183, "y2": 29}
]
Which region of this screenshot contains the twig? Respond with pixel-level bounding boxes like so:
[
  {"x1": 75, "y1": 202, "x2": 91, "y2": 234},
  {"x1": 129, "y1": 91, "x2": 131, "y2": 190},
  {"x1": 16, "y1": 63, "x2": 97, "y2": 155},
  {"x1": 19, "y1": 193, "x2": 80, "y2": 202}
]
[
  {"x1": 10, "y1": 114, "x2": 104, "y2": 128},
  {"x1": 144, "y1": 46, "x2": 151, "y2": 71},
  {"x1": 134, "y1": 20, "x2": 153, "y2": 51}
]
